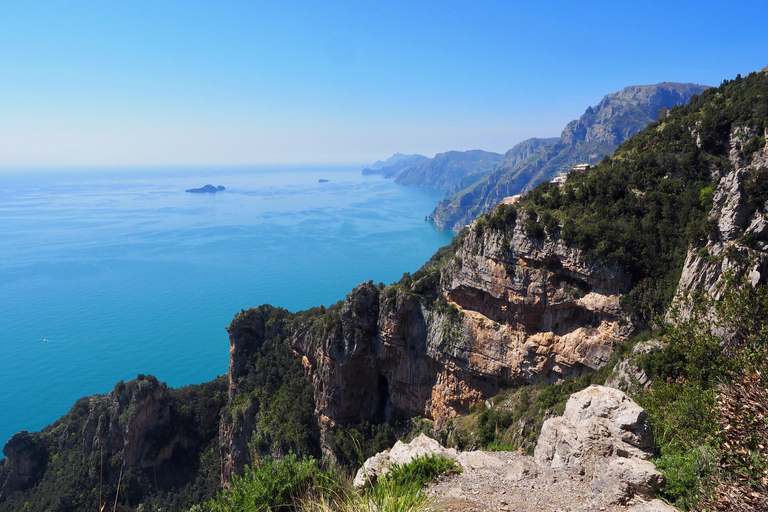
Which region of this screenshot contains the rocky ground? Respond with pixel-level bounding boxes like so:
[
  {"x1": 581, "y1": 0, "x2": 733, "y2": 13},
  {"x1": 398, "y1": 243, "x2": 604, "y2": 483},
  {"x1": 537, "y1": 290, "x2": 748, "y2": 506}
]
[
  {"x1": 427, "y1": 450, "x2": 674, "y2": 512},
  {"x1": 356, "y1": 385, "x2": 679, "y2": 512}
]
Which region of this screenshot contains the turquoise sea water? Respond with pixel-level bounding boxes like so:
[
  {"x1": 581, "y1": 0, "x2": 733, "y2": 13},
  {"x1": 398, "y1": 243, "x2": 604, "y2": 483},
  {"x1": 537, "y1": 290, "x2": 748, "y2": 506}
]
[{"x1": 0, "y1": 166, "x2": 454, "y2": 451}]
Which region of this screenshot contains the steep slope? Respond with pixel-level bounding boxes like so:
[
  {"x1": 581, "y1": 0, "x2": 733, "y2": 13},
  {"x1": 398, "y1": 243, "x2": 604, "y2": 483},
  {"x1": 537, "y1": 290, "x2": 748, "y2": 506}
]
[
  {"x1": 429, "y1": 82, "x2": 710, "y2": 231},
  {"x1": 0, "y1": 376, "x2": 227, "y2": 511}
]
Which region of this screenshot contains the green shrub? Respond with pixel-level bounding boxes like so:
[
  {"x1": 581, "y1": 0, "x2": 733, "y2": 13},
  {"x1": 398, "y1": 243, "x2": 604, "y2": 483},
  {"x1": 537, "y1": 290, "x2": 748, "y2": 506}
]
[
  {"x1": 204, "y1": 454, "x2": 343, "y2": 512},
  {"x1": 385, "y1": 454, "x2": 461, "y2": 490},
  {"x1": 654, "y1": 446, "x2": 717, "y2": 510}
]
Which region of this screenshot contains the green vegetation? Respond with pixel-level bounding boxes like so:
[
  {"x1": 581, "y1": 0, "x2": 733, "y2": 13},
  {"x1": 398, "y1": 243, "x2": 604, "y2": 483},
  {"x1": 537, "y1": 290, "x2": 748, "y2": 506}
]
[
  {"x1": 0, "y1": 375, "x2": 228, "y2": 512},
  {"x1": 635, "y1": 280, "x2": 768, "y2": 509},
  {"x1": 201, "y1": 453, "x2": 458, "y2": 512},
  {"x1": 202, "y1": 454, "x2": 344, "y2": 512},
  {"x1": 471, "y1": 71, "x2": 768, "y2": 321},
  {"x1": 383, "y1": 454, "x2": 461, "y2": 490}
]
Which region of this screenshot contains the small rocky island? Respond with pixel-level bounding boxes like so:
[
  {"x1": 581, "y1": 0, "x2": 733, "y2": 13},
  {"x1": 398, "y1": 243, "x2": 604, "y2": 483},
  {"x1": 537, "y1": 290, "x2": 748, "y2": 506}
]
[{"x1": 185, "y1": 184, "x2": 225, "y2": 193}]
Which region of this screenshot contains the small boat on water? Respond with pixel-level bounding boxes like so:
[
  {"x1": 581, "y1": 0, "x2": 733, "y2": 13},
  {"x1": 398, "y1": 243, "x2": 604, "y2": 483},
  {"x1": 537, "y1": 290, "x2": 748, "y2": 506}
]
[{"x1": 43, "y1": 338, "x2": 50, "y2": 342}]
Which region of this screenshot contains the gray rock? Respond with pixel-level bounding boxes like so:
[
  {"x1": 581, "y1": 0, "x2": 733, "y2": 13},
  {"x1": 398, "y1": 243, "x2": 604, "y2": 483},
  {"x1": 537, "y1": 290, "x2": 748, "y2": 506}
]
[
  {"x1": 353, "y1": 433, "x2": 458, "y2": 489},
  {"x1": 605, "y1": 340, "x2": 663, "y2": 391},
  {"x1": 628, "y1": 498, "x2": 682, "y2": 511},
  {"x1": 534, "y1": 385, "x2": 663, "y2": 503}
]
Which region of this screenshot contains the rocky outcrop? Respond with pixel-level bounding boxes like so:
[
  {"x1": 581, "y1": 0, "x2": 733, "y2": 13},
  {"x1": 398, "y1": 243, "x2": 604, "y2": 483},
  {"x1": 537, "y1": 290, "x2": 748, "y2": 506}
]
[
  {"x1": 672, "y1": 125, "x2": 768, "y2": 318},
  {"x1": 357, "y1": 387, "x2": 675, "y2": 511},
  {"x1": 0, "y1": 432, "x2": 47, "y2": 500},
  {"x1": 535, "y1": 385, "x2": 662, "y2": 505},
  {"x1": 80, "y1": 376, "x2": 178, "y2": 469},
  {"x1": 605, "y1": 340, "x2": 664, "y2": 391},
  {"x1": 0, "y1": 374, "x2": 227, "y2": 509},
  {"x1": 281, "y1": 221, "x2": 634, "y2": 444}
]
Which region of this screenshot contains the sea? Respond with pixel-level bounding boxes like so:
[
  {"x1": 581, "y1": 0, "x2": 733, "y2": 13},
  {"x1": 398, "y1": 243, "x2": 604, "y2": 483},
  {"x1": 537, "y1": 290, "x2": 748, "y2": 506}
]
[{"x1": 0, "y1": 166, "x2": 455, "y2": 452}]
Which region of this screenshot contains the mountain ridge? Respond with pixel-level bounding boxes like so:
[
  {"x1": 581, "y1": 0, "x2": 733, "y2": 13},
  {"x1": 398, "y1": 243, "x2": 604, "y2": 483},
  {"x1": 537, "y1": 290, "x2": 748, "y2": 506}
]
[{"x1": 428, "y1": 82, "x2": 710, "y2": 231}]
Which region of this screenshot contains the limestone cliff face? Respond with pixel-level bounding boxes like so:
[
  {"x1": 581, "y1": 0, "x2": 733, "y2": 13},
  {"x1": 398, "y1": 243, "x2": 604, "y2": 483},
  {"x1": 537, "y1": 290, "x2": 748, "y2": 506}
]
[
  {"x1": 0, "y1": 374, "x2": 226, "y2": 504},
  {"x1": 280, "y1": 218, "x2": 633, "y2": 439},
  {"x1": 80, "y1": 376, "x2": 178, "y2": 470},
  {"x1": 672, "y1": 126, "x2": 768, "y2": 315},
  {"x1": 0, "y1": 432, "x2": 47, "y2": 500},
  {"x1": 220, "y1": 307, "x2": 286, "y2": 485}
]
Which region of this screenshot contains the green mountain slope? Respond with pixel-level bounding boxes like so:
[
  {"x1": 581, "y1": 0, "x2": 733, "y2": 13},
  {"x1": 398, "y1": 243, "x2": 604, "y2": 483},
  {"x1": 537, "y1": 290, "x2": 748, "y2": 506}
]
[{"x1": 429, "y1": 82, "x2": 710, "y2": 231}]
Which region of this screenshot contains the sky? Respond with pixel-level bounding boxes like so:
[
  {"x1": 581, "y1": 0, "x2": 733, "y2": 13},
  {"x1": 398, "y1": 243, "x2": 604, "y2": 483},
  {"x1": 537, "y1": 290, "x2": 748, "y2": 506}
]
[{"x1": 0, "y1": 0, "x2": 765, "y2": 167}]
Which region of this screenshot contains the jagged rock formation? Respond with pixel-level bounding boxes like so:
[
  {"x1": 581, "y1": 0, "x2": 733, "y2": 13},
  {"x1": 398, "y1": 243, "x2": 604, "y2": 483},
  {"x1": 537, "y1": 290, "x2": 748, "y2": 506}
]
[
  {"x1": 219, "y1": 209, "x2": 634, "y2": 482},
  {"x1": 0, "y1": 375, "x2": 227, "y2": 511},
  {"x1": 429, "y1": 83, "x2": 709, "y2": 231},
  {"x1": 672, "y1": 125, "x2": 768, "y2": 316},
  {"x1": 0, "y1": 432, "x2": 47, "y2": 500}
]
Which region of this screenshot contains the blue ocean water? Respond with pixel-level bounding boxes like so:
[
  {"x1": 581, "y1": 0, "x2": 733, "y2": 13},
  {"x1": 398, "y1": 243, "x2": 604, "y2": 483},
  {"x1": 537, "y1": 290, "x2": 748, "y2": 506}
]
[{"x1": 0, "y1": 166, "x2": 454, "y2": 451}]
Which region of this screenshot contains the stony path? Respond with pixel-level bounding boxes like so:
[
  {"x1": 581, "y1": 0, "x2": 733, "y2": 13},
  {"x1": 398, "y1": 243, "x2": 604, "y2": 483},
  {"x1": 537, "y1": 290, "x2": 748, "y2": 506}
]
[{"x1": 426, "y1": 451, "x2": 668, "y2": 512}]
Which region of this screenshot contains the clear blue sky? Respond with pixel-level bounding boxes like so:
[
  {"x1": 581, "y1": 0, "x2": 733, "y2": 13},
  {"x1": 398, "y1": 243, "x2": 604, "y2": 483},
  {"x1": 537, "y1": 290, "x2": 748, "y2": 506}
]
[{"x1": 0, "y1": 0, "x2": 765, "y2": 167}]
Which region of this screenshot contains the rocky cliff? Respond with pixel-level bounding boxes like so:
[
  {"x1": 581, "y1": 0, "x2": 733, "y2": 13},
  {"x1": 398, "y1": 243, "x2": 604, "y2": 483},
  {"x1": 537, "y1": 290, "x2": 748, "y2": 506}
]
[
  {"x1": 672, "y1": 125, "x2": 768, "y2": 313},
  {"x1": 220, "y1": 205, "x2": 634, "y2": 478},
  {"x1": 429, "y1": 83, "x2": 709, "y2": 231},
  {"x1": 0, "y1": 375, "x2": 226, "y2": 511}
]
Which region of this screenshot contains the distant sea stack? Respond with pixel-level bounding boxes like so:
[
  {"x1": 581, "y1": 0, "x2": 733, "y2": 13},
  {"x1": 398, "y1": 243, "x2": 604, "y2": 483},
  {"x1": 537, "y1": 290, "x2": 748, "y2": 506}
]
[{"x1": 185, "y1": 184, "x2": 225, "y2": 193}]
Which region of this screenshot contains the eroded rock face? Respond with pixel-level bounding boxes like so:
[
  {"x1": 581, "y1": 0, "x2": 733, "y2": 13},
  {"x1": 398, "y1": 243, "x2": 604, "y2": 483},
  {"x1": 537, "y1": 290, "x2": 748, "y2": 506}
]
[
  {"x1": 285, "y1": 222, "x2": 633, "y2": 439},
  {"x1": 673, "y1": 126, "x2": 768, "y2": 318},
  {"x1": 80, "y1": 376, "x2": 177, "y2": 470},
  {"x1": 535, "y1": 385, "x2": 662, "y2": 504},
  {"x1": 0, "y1": 432, "x2": 48, "y2": 500}
]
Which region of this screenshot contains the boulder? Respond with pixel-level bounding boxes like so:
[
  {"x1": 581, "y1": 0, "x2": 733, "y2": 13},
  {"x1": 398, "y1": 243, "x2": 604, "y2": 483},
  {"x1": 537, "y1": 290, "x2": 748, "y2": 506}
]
[
  {"x1": 534, "y1": 385, "x2": 663, "y2": 504},
  {"x1": 353, "y1": 433, "x2": 457, "y2": 489}
]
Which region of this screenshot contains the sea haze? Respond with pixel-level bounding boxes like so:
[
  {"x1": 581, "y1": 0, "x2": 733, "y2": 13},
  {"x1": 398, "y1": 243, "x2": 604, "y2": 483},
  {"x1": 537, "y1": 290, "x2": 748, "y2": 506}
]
[{"x1": 0, "y1": 166, "x2": 455, "y2": 450}]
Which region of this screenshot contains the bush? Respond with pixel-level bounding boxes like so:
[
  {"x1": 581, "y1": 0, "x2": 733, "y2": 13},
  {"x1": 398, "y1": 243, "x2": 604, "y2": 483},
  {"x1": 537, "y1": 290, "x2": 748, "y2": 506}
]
[
  {"x1": 385, "y1": 455, "x2": 461, "y2": 490},
  {"x1": 204, "y1": 454, "x2": 343, "y2": 512}
]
